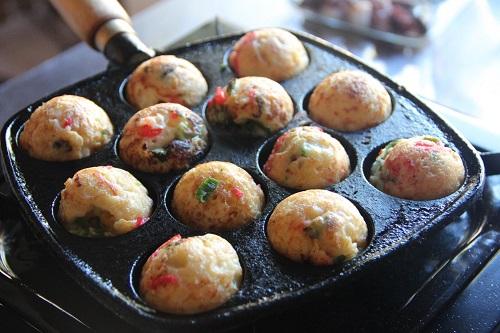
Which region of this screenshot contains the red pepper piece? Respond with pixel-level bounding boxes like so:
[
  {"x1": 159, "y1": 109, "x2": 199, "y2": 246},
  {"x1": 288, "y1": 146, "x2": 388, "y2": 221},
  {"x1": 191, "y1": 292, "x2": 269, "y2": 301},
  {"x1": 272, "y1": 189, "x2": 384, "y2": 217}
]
[
  {"x1": 135, "y1": 216, "x2": 149, "y2": 228},
  {"x1": 150, "y1": 274, "x2": 178, "y2": 289},
  {"x1": 138, "y1": 124, "x2": 162, "y2": 138},
  {"x1": 415, "y1": 140, "x2": 441, "y2": 151},
  {"x1": 247, "y1": 89, "x2": 256, "y2": 103},
  {"x1": 63, "y1": 117, "x2": 73, "y2": 128},
  {"x1": 231, "y1": 186, "x2": 244, "y2": 199},
  {"x1": 242, "y1": 31, "x2": 256, "y2": 45},
  {"x1": 152, "y1": 234, "x2": 182, "y2": 258},
  {"x1": 212, "y1": 87, "x2": 227, "y2": 105}
]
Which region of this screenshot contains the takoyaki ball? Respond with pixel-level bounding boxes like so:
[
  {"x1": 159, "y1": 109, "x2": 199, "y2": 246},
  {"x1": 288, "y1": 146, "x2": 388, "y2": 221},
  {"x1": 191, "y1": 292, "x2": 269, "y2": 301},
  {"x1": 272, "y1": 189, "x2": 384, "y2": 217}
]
[
  {"x1": 19, "y1": 95, "x2": 113, "y2": 161},
  {"x1": 126, "y1": 55, "x2": 208, "y2": 109},
  {"x1": 206, "y1": 77, "x2": 293, "y2": 136},
  {"x1": 119, "y1": 103, "x2": 208, "y2": 173},
  {"x1": 369, "y1": 136, "x2": 465, "y2": 200},
  {"x1": 267, "y1": 190, "x2": 368, "y2": 266},
  {"x1": 140, "y1": 234, "x2": 242, "y2": 314},
  {"x1": 263, "y1": 126, "x2": 350, "y2": 190},
  {"x1": 308, "y1": 70, "x2": 391, "y2": 131},
  {"x1": 172, "y1": 161, "x2": 264, "y2": 230},
  {"x1": 58, "y1": 166, "x2": 153, "y2": 237},
  {"x1": 229, "y1": 28, "x2": 309, "y2": 81}
]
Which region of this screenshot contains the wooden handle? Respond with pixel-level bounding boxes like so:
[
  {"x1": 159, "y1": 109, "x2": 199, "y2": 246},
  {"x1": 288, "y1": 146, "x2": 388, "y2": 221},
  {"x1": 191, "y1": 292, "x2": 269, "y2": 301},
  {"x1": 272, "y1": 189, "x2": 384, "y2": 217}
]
[{"x1": 49, "y1": 0, "x2": 132, "y2": 48}]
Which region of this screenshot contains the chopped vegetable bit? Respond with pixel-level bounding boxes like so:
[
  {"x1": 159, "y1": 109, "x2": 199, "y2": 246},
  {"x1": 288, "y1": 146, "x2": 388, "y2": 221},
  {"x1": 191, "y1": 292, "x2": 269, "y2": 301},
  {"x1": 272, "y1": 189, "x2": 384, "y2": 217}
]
[
  {"x1": 150, "y1": 274, "x2": 178, "y2": 289},
  {"x1": 303, "y1": 219, "x2": 326, "y2": 239},
  {"x1": 196, "y1": 177, "x2": 219, "y2": 203},
  {"x1": 231, "y1": 186, "x2": 244, "y2": 199},
  {"x1": 63, "y1": 117, "x2": 73, "y2": 128},
  {"x1": 212, "y1": 87, "x2": 227, "y2": 105},
  {"x1": 135, "y1": 216, "x2": 149, "y2": 228},
  {"x1": 164, "y1": 234, "x2": 182, "y2": 246},
  {"x1": 169, "y1": 111, "x2": 181, "y2": 122},
  {"x1": 301, "y1": 142, "x2": 314, "y2": 157},
  {"x1": 423, "y1": 136, "x2": 441, "y2": 143},
  {"x1": 138, "y1": 124, "x2": 162, "y2": 138},
  {"x1": 175, "y1": 120, "x2": 192, "y2": 140},
  {"x1": 151, "y1": 147, "x2": 169, "y2": 161},
  {"x1": 70, "y1": 216, "x2": 105, "y2": 237}
]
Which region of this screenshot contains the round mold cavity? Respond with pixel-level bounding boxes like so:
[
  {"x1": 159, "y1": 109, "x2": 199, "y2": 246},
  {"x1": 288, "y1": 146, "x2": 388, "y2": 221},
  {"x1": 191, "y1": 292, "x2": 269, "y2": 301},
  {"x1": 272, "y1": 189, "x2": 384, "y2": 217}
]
[
  {"x1": 165, "y1": 165, "x2": 268, "y2": 232},
  {"x1": 362, "y1": 138, "x2": 467, "y2": 202},
  {"x1": 128, "y1": 232, "x2": 247, "y2": 314},
  {"x1": 302, "y1": 75, "x2": 396, "y2": 133},
  {"x1": 51, "y1": 174, "x2": 159, "y2": 239},
  {"x1": 256, "y1": 125, "x2": 358, "y2": 192},
  {"x1": 202, "y1": 81, "x2": 298, "y2": 139},
  {"x1": 118, "y1": 77, "x2": 136, "y2": 110},
  {"x1": 262, "y1": 192, "x2": 375, "y2": 279}
]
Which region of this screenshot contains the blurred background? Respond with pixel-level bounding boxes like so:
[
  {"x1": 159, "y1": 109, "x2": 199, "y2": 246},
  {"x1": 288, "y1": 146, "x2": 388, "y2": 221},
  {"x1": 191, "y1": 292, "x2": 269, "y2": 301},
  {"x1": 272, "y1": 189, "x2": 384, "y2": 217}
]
[
  {"x1": 0, "y1": 0, "x2": 159, "y2": 82},
  {"x1": 0, "y1": 0, "x2": 499, "y2": 146}
]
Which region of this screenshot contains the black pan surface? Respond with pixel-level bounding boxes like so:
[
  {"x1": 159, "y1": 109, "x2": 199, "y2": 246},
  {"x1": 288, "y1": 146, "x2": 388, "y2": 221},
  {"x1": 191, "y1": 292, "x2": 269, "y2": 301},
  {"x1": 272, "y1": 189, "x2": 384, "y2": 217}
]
[{"x1": 0, "y1": 31, "x2": 485, "y2": 332}]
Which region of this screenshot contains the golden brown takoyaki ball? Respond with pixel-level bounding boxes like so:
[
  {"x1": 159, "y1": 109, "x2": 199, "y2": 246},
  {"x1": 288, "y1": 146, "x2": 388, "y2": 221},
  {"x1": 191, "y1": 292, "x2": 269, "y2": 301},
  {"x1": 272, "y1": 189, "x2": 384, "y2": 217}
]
[
  {"x1": 58, "y1": 166, "x2": 153, "y2": 237},
  {"x1": 267, "y1": 190, "x2": 368, "y2": 265},
  {"x1": 119, "y1": 103, "x2": 208, "y2": 173},
  {"x1": 206, "y1": 77, "x2": 293, "y2": 136},
  {"x1": 126, "y1": 55, "x2": 207, "y2": 109},
  {"x1": 229, "y1": 28, "x2": 309, "y2": 81},
  {"x1": 308, "y1": 70, "x2": 391, "y2": 131},
  {"x1": 172, "y1": 161, "x2": 264, "y2": 230},
  {"x1": 263, "y1": 126, "x2": 350, "y2": 189},
  {"x1": 19, "y1": 95, "x2": 113, "y2": 161},
  {"x1": 370, "y1": 136, "x2": 465, "y2": 200},
  {"x1": 140, "y1": 234, "x2": 242, "y2": 314}
]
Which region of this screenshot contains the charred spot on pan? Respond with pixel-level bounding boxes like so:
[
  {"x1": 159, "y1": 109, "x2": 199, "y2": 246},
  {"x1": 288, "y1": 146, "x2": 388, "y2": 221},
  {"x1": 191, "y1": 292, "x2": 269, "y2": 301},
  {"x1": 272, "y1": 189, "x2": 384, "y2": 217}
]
[{"x1": 52, "y1": 139, "x2": 72, "y2": 152}]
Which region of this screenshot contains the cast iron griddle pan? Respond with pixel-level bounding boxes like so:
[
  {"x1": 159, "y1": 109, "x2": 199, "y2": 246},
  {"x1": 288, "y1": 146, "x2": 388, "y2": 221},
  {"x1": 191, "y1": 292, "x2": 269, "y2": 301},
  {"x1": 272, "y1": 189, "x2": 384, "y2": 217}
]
[{"x1": 0, "y1": 1, "x2": 486, "y2": 332}]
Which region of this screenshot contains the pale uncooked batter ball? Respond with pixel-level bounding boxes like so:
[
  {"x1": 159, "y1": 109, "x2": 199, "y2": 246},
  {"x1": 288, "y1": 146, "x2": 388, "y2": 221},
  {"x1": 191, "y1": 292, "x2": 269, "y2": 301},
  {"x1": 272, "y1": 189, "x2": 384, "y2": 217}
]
[
  {"x1": 172, "y1": 161, "x2": 264, "y2": 230},
  {"x1": 267, "y1": 190, "x2": 368, "y2": 266},
  {"x1": 308, "y1": 70, "x2": 391, "y2": 131},
  {"x1": 58, "y1": 166, "x2": 153, "y2": 237},
  {"x1": 206, "y1": 77, "x2": 294, "y2": 136},
  {"x1": 19, "y1": 95, "x2": 113, "y2": 161},
  {"x1": 229, "y1": 28, "x2": 309, "y2": 81},
  {"x1": 140, "y1": 233, "x2": 242, "y2": 314},
  {"x1": 263, "y1": 126, "x2": 350, "y2": 189},
  {"x1": 369, "y1": 136, "x2": 465, "y2": 200},
  {"x1": 126, "y1": 55, "x2": 208, "y2": 109},
  {"x1": 119, "y1": 103, "x2": 208, "y2": 173}
]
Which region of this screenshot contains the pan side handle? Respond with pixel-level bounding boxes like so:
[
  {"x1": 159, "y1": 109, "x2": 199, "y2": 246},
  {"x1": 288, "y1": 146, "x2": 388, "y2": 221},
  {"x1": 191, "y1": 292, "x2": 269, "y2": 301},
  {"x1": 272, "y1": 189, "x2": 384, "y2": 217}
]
[
  {"x1": 49, "y1": 0, "x2": 154, "y2": 66},
  {"x1": 481, "y1": 152, "x2": 500, "y2": 176}
]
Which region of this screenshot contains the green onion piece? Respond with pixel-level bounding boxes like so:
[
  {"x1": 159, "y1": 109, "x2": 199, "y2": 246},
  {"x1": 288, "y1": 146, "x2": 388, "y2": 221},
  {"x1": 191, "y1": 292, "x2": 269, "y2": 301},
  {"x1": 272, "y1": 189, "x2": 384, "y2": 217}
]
[
  {"x1": 422, "y1": 135, "x2": 441, "y2": 143},
  {"x1": 301, "y1": 142, "x2": 313, "y2": 157},
  {"x1": 303, "y1": 219, "x2": 325, "y2": 239},
  {"x1": 196, "y1": 177, "x2": 220, "y2": 203}
]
